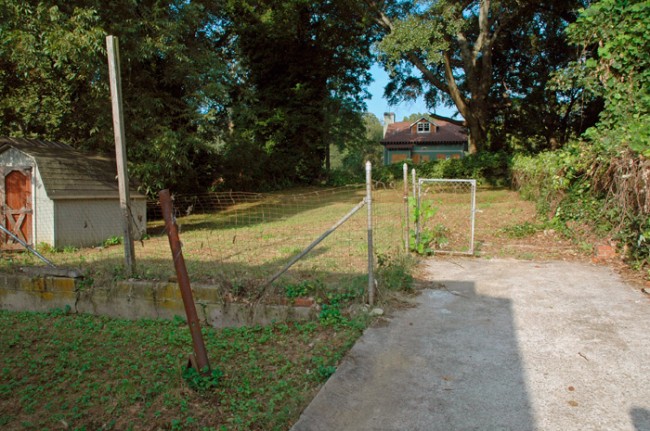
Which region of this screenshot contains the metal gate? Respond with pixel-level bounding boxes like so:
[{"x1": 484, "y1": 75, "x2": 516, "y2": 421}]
[{"x1": 416, "y1": 178, "x2": 476, "y2": 255}]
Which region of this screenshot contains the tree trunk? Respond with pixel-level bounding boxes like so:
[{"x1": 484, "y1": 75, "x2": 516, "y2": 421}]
[
  {"x1": 465, "y1": 115, "x2": 485, "y2": 154},
  {"x1": 325, "y1": 143, "x2": 331, "y2": 172}
]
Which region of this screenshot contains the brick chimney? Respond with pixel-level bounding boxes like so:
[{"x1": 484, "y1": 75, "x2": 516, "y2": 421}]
[{"x1": 383, "y1": 112, "x2": 395, "y2": 138}]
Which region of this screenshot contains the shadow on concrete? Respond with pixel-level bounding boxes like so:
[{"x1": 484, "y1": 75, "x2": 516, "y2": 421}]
[
  {"x1": 291, "y1": 279, "x2": 535, "y2": 430},
  {"x1": 632, "y1": 408, "x2": 650, "y2": 431}
]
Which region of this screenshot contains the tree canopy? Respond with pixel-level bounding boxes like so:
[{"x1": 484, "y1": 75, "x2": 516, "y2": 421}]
[
  {"x1": 0, "y1": 0, "x2": 234, "y2": 194},
  {"x1": 0, "y1": 0, "x2": 379, "y2": 193},
  {"x1": 220, "y1": 0, "x2": 379, "y2": 188},
  {"x1": 369, "y1": 0, "x2": 593, "y2": 153},
  {"x1": 2, "y1": 0, "x2": 639, "y2": 194},
  {"x1": 558, "y1": 0, "x2": 649, "y2": 157}
]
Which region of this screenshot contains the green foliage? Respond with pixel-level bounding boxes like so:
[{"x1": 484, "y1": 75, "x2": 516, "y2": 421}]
[
  {"x1": 407, "y1": 196, "x2": 450, "y2": 255},
  {"x1": 181, "y1": 366, "x2": 223, "y2": 393},
  {"x1": 559, "y1": 0, "x2": 650, "y2": 157},
  {"x1": 374, "y1": 152, "x2": 511, "y2": 187},
  {"x1": 313, "y1": 364, "x2": 337, "y2": 381},
  {"x1": 0, "y1": 310, "x2": 364, "y2": 429},
  {"x1": 0, "y1": 0, "x2": 232, "y2": 196},
  {"x1": 102, "y1": 236, "x2": 122, "y2": 247},
  {"x1": 512, "y1": 142, "x2": 649, "y2": 272},
  {"x1": 511, "y1": 0, "x2": 650, "y2": 272},
  {"x1": 223, "y1": 0, "x2": 379, "y2": 189},
  {"x1": 282, "y1": 279, "x2": 322, "y2": 299},
  {"x1": 375, "y1": 0, "x2": 589, "y2": 152},
  {"x1": 487, "y1": 0, "x2": 596, "y2": 152},
  {"x1": 48, "y1": 304, "x2": 72, "y2": 316},
  {"x1": 0, "y1": 0, "x2": 380, "y2": 194},
  {"x1": 511, "y1": 144, "x2": 585, "y2": 212},
  {"x1": 317, "y1": 283, "x2": 365, "y2": 327},
  {"x1": 318, "y1": 303, "x2": 344, "y2": 326},
  {"x1": 376, "y1": 253, "x2": 414, "y2": 292}
]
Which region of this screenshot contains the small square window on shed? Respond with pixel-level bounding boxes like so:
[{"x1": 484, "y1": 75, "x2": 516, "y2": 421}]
[{"x1": 417, "y1": 122, "x2": 430, "y2": 133}]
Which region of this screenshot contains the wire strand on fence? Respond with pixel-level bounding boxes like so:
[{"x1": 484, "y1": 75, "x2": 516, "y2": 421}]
[{"x1": 5, "y1": 180, "x2": 406, "y2": 303}]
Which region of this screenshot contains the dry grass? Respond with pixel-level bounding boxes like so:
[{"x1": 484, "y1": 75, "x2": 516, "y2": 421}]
[{"x1": 0, "y1": 185, "x2": 598, "y2": 287}]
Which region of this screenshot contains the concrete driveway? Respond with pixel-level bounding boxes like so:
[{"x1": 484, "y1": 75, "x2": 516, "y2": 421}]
[{"x1": 291, "y1": 258, "x2": 650, "y2": 431}]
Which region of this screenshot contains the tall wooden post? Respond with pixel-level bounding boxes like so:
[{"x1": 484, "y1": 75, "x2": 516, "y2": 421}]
[{"x1": 106, "y1": 36, "x2": 136, "y2": 276}]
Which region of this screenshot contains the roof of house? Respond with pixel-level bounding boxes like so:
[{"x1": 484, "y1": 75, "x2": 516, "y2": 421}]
[
  {"x1": 0, "y1": 137, "x2": 145, "y2": 200},
  {"x1": 381, "y1": 118, "x2": 467, "y2": 145}
]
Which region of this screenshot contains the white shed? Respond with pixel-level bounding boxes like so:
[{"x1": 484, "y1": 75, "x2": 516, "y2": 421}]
[{"x1": 0, "y1": 137, "x2": 146, "y2": 249}]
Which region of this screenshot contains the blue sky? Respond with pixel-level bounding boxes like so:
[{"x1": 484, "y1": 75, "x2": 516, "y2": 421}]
[{"x1": 364, "y1": 63, "x2": 458, "y2": 123}]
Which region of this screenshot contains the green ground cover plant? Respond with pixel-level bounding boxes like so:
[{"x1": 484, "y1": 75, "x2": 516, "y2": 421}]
[{"x1": 0, "y1": 308, "x2": 364, "y2": 430}]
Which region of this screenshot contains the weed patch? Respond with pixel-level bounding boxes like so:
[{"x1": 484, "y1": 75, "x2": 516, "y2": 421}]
[
  {"x1": 499, "y1": 222, "x2": 545, "y2": 239},
  {"x1": 0, "y1": 309, "x2": 364, "y2": 430}
]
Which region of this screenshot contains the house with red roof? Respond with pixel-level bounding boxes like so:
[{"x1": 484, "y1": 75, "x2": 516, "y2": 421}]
[{"x1": 380, "y1": 113, "x2": 468, "y2": 165}]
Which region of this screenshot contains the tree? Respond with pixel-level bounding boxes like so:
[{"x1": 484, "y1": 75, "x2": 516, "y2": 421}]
[
  {"x1": 488, "y1": 1, "x2": 601, "y2": 152},
  {"x1": 223, "y1": 0, "x2": 379, "y2": 187},
  {"x1": 0, "y1": 0, "x2": 233, "y2": 194},
  {"x1": 0, "y1": 0, "x2": 384, "y2": 192},
  {"x1": 401, "y1": 113, "x2": 433, "y2": 123},
  {"x1": 366, "y1": 0, "x2": 588, "y2": 153},
  {"x1": 558, "y1": 0, "x2": 649, "y2": 157},
  {"x1": 0, "y1": 2, "x2": 106, "y2": 141}
]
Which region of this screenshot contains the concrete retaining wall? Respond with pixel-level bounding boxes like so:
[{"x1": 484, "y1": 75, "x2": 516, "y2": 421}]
[{"x1": 0, "y1": 273, "x2": 317, "y2": 327}]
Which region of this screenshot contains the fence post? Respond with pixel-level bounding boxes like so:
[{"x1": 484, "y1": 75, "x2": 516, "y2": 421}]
[
  {"x1": 412, "y1": 169, "x2": 420, "y2": 248},
  {"x1": 411, "y1": 168, "x2": 417, "y2": 199},
  {"x1": 366, "y1": 161, "x2": 375, "y2": 306},
  {"x1": 159, "y1": 189, "x2": 211, "y2": 374},
  {"x1": 403, "y1": 163, "x2": 409, "y2": 253},
  {"x1": 106, "y1": 35, "x2": 136, "y2": 277}
]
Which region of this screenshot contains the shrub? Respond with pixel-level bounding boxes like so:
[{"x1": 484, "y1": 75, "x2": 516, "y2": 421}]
[
  {"x1": 373, "y1": 152, "x2": 511, "y2": 187},
  {"x1": 511, "y1": 141, "x2": 649, "y2": 272}
]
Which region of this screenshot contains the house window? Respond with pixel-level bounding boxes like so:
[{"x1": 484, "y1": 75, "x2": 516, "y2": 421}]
[{"x1": 417, "y1": 122, "x2": 430, "y2": 133}]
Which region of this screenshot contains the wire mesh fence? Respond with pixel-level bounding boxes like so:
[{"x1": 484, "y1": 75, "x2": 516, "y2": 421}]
[
  {"x1": 2, "y1": 180, "x2": 406, "y2": 302},
  {"x1": 416, "y1": 178, "x2": 476, "y2": 255}
]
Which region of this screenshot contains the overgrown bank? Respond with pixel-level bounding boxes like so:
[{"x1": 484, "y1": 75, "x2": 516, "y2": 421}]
[
  {"x1": 365, "y1": 147, "x2": 648, "y2": 280},
  {"x1": 512, "y1": 145, "x2": 649, "y2": 276}
]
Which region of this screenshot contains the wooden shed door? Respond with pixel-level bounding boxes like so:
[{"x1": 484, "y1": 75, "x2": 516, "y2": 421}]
[{"x1": 2, "y1": 169, "x2": 33, "y2": 249}]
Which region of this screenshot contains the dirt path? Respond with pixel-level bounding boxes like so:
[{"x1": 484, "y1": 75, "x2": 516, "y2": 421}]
[{"x1": 291, "y1": 257, "x2": 650, "y2": 431}]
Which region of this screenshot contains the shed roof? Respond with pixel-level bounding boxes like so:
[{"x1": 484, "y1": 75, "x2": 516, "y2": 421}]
[
  {"x1": 381, "y1": 119, "x2": 467, "y2": 145},
  {"x1": 0, "y1": 137, "x2": 145, "y2": 200}
]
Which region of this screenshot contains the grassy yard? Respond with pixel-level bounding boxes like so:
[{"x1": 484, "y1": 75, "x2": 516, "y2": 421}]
[{"x1": 0, "y1": 185, "x2": 609, "y2": 431}]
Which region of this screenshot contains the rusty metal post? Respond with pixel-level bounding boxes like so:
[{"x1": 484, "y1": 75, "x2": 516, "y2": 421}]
[{"x1": 159, "y1": 189, "x2": 211, "y2": 373}]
